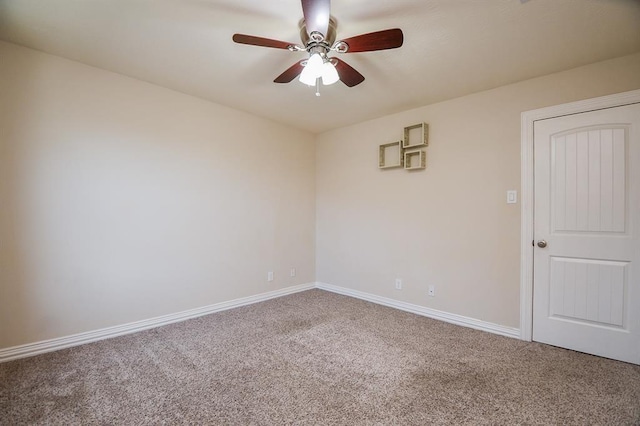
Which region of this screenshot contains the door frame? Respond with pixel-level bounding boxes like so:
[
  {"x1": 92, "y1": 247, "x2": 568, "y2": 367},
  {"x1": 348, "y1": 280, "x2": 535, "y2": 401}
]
[{"x1": 519, "y1": 89, "x2": 640, "y2": 341}]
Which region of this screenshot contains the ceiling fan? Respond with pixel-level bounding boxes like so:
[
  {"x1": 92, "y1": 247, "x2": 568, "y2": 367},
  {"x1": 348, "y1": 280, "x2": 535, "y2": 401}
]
[{"x1": 232, "y1": 0, "x2": 404, "y2": 94}]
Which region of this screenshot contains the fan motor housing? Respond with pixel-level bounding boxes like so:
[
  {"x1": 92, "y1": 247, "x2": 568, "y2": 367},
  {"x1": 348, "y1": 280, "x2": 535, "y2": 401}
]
[{"x1": 299, "y1": 17, "x2": 338, "y2": 49}]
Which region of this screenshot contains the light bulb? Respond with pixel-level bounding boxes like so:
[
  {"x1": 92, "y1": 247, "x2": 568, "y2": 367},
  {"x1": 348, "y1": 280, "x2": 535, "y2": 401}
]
[{"x1": 321, "y1": 61, "x2": 339, "y2": 85}]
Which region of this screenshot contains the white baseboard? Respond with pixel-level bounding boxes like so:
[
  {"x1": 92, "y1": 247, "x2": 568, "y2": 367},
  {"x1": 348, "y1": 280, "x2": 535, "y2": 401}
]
[
  {"x1": 0, "y1": 283, "x2": 315, "y2": 363},
  {"x1": 1, "y1": 281, "x2": 520, "y2": 363},
  {"x1": 315, "y1": 282, "x2": 520, "y2": 339}
]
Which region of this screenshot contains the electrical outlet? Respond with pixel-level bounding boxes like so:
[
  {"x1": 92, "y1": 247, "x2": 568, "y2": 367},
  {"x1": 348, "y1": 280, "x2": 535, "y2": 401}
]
[
  {"x1": 428, "y1": 285, "x2": 435, "y2": 297},
  {"x1": 267, "y1": 271, "x2": 274, "y2": 282},
  {"x1": 395, "y1": 278, "x2": 402, "y2": 290},
  {"x1": 290, "y1": 268, "x2": 296, "y2": 277}
]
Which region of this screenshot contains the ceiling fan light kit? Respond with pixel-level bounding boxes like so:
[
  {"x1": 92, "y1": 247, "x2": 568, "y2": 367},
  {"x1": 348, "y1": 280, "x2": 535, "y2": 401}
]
[{"x1": 232, "y1": 0, "x2": 404, "y2": 94}]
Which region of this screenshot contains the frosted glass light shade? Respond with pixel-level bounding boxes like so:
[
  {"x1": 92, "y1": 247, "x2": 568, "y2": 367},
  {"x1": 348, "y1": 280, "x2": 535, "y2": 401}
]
[
  {"x1": 306, "y1": 53, "x2": 323, "y2": 74},
  {"x1": 299, "y1": 53, "x2": 324, "y2": 86},
  {"x1": 299, "y1": 67, "x2": 317, "y2": 86},
  {"x1": 321, "y1": 61, "x2": 339, "y2": 85}
]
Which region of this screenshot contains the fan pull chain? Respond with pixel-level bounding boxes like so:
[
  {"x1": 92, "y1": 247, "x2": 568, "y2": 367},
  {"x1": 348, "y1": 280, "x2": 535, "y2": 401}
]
[{"x1": 315, "y1": 78, "x2": 321, "y2": 97}]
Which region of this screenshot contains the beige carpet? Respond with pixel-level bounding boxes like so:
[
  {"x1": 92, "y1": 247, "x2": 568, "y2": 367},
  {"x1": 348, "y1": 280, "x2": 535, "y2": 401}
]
[{"x1": 1, "y1": 289, "x2": 639, "y2": 425}]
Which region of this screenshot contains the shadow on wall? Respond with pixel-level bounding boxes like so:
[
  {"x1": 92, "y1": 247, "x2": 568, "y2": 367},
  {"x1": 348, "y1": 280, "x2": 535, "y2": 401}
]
[{"x1": 0, "y1": 48, "x2": 40, "y2": 349}]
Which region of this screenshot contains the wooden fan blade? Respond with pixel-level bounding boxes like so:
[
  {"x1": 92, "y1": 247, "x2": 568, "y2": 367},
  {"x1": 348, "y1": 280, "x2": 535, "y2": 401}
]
[
  {"x1": 301, "y1": 0, "x2": 331, "y2": 38},
  {"x1": 274, "y1": 61, "x2": 305, "y2": 83},
  {"x1": 339, "y1": 28, "x2": 404, "y2": 53},
  {"x1": 232, "y1": 34, "x2": 295, "y2": 50},
  {"x1": 334, "y1": 59, "x2": 365, "y2": 87}
]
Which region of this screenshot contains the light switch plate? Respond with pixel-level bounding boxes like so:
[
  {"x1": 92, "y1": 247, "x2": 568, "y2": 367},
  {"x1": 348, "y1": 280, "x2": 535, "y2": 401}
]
[{"x1": 507, "y1": 190, "x2": 518, "y2": 204}]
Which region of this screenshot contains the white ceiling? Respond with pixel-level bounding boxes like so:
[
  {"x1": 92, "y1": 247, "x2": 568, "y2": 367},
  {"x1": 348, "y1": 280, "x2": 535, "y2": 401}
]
[{"x1": 1, "y1": 0, "x2": 639, "y2": 134}]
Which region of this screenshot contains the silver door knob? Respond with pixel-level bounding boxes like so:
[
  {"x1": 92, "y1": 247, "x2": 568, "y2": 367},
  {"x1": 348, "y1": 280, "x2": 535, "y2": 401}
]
[{"x1": 537, "y1": 240, "x2": 547, "y2": 248}]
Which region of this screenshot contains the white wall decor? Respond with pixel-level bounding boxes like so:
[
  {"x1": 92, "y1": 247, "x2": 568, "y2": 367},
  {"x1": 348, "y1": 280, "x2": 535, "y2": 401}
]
[
  {"x1": 378, "y1": 141, "x2": 404, "y2": 169},
  {"x1": 402, "y1": 122, "x2": 429, "y2": 149},
  {"x1": 379, "y1": 122, "x2": 429, "y2": 172},
  {"x1": 404, "y1": 150, "x2": 427, "y2": 170}
]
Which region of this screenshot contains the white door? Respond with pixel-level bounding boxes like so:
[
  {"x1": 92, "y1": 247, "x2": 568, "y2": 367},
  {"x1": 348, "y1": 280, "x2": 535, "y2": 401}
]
[{"x1": 533, "y1": 103, "x2": 640, "y2": 364}]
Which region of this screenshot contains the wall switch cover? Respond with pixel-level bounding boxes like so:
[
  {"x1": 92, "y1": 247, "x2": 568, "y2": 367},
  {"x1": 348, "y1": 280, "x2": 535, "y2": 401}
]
[{"x1": 507, "y1": 190, "x2": 518, "y2": 204}]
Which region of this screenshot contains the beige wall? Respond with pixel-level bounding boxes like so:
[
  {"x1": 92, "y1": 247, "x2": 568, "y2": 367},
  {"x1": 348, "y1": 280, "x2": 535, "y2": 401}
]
[
  {"x1": 316, "y1": 53, "x2": 640, "y2": 328},
  {"x1": 0, "y1": 41, "x2": 316, "y2": 349},
  {"x1": 2, "y1": 40, "x2": 639, "y2": 351}
]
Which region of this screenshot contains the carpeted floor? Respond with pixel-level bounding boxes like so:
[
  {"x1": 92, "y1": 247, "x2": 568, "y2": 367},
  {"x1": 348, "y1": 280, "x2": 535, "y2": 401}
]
[{"x1": 1, "y1": 289, "x2": 639, "y2": 425}]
